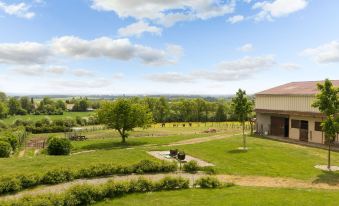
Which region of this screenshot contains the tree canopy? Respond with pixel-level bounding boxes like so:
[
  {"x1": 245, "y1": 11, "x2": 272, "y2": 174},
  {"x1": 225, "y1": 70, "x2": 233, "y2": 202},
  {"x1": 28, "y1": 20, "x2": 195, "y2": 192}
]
[{"x1": 97, "y1": 99, "x2": 153, "y2": 143}]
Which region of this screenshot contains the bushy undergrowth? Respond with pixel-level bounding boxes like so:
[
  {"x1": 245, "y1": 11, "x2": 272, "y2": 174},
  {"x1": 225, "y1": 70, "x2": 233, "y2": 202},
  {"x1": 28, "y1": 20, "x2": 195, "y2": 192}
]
[
  {"x1": 0, "y1": 141, "x2": 12, "y2": 158},
  {"x1": 183, "y1": 160, "x2": 200, "y2": 173},
  {"x1": 0, "y1": 160, "x2": 177, "y2": 195},
  {"x1": 194, "y1": 176, "x2": 222, "y2": 188},
  {"x1": 1, "y1": 176, "x2": 191, "y2": 206}
]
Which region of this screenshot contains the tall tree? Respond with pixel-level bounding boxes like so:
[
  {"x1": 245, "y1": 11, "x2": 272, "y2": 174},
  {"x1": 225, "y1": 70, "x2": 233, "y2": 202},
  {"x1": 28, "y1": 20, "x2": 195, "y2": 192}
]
[
  {"x1": 155, "y1": 97, "x2": 169, "y2": 123},
  {"x1": 0, "y1": 92, "x2": 7, "y2": 102},
  {"x1": 0, "y1": 102, "x2": 8, "y2": 119},
  {"x1": 215, "y1": 104, "x2": 227, "y2": 122},
  {"x1": 232, "y1": 89, "x2": 253, "y2": 150},
  {"x1": 20, "y1": 97, "x2": 33, "y2": 113},
  {"x1": 97, "y1": 99, "x2": 153, "y2": 143},
  {"x1": 312, "y1": 79, "x2": 339, "y2": 170},
  {"x1": 8, "y1": 97, "x2": 21, "y2": 115}
]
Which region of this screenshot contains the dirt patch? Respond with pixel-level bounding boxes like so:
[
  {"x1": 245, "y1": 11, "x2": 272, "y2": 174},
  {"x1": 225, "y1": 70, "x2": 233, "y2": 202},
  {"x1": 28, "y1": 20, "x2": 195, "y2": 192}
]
[{"x1": 147, "y1": 151, "x2": 214, "y2": 167}]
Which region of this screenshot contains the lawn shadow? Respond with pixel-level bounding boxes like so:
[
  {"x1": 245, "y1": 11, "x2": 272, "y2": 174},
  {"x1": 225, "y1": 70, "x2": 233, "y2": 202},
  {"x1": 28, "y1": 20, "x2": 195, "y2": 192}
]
[
  {"x1": 81, "y1": 141, "x2": 148, "y2": 150},
  {"x1": 227, "y1": 149, "x2": 248, "y2": 154},
  {"x1": 313, "y1": 171, "x2": 339, "y2": 185}
]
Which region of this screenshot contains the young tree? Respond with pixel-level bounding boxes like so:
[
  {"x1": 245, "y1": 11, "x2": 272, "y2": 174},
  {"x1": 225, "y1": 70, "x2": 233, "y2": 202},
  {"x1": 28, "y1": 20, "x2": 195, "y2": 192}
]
[
  {"x1": 97, "y1": 99, "x2": 153, "y2": 143},
  {"x1": 312, "y1": 79, "x2": 339, "y2": 170},
  {"x1": 232, "y1": 89, "x2": 253, "y2": 150}
]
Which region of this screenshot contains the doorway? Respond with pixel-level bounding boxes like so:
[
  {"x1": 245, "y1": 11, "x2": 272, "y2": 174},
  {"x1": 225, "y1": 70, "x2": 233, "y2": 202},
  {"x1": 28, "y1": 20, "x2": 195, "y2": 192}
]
[
  {"x1": 299, "y1": 120, "x2": 308, "y2": 142},
  {"x1": 271, "y1": 116, "x2": 289, "y2": 137}
]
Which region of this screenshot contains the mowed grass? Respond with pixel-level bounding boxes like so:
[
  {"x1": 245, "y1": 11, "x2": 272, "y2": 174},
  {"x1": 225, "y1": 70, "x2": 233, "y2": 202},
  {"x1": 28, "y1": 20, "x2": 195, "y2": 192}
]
[
  {"x1": 162, "y1": 136, "x2": 339, "y2": 180},
  {"x1": 2, "y1": 112, "x2": 94, "y2": 125},
  {"x1": 0, "y1": 148, "x2": 153, "y2": 175},
  {"x1": 95, "y1": 186, "x2": 339, "y2": 206}
]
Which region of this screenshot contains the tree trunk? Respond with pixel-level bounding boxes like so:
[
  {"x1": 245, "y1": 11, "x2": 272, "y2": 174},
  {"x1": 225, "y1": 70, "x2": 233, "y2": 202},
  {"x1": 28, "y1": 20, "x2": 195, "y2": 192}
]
[
  {"x1": 328, "y1": 144, "x2": 331, "y2": 170},
  {"x1": 242, "y1": 121, "x2": 246, "y2": 149}
]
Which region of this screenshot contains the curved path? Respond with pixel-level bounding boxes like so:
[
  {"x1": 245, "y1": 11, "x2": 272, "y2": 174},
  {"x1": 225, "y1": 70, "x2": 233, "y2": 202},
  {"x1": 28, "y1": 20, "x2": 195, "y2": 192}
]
[{"x1": 1, "y1": 172, "x2": 338, "y2": 201}]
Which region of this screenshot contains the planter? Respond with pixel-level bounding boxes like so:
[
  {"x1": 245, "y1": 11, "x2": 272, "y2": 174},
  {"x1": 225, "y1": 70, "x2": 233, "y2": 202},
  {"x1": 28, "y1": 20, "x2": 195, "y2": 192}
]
[
  {"x1": 177, "y1": 152, "x2": 186, "y2": 161},
  {"x1": 169, "y1": 149, "x2": 178, "y2": 157}
]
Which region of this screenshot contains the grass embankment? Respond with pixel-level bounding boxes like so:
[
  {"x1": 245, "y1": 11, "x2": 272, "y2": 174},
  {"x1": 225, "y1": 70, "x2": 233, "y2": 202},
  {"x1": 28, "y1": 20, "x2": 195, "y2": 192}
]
[{"x1": 95, "y1": 186, "x2": 339, "y2": 206}]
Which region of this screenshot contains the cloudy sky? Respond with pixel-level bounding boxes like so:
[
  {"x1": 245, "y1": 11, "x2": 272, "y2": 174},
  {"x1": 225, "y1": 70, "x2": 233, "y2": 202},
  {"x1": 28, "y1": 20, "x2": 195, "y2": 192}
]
[{"x1": 0, "y1": 0, "x2": 338, "y2": 95}]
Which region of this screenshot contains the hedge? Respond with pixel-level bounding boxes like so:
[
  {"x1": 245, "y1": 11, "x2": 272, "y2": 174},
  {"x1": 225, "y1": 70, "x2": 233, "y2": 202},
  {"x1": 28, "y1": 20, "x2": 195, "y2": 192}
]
[
  {"x1": 0, "y1": 160, "x2": 177, "y2": 195},
  {"x1": 1, "y1": 176, "x2": 191, "y2": 206}
]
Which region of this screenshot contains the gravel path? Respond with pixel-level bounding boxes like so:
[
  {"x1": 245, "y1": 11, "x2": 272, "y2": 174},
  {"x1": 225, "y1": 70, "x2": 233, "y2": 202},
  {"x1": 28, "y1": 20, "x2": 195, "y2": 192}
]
[
  {"x1": 166, "y1": 133, "x2": 240, "y2": 146},
  {"x1": 1, "y1": 173, "x2": 339, "y2": 201}
]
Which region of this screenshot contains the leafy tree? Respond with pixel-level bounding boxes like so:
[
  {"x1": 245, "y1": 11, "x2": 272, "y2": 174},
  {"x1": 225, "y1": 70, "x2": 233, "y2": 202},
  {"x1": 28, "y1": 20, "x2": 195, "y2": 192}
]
[
  {"x1": 312, "y1": 79, "x2": 339, "y2": 169},
  {"x1": 232, "y1": 89, "x2": 253, "y2": 150},
  {"x1": 73, "y1": 99, "x2": 89, "y2": 112},
  {"x1": 155, "y1": 97, "x2": 169, "y2": 123},
  {"x1": 0, "y1": 102, "x2": 8, "y2": 119},
  {"x1": 215, "y1": 104, "x2": 227, "y2": 122},
  {"x1": 20, "y1": 97, "x2": 33, "y2": 113},
  {"x1": 0, "y1": 92, "x2": 7, "y2": 102},
  {"x1": 8, "y1": 97, "x2": 22, "y2": 115},
  {"x1": 97, "y1": 99, "x2": 153, "y2": 143},
  {"x1": 194, "y1": 98, "x2": 206, "y2": 122},
  {"x1": 56, "y1": 100, "x2": 66, "y2": 110}
]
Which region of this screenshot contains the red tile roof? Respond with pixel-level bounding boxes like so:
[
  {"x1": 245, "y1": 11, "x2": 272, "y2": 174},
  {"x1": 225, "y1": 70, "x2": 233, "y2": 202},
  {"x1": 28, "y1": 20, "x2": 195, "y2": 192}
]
[{"x1": 256, "y1": 80, "x2": 339, "y2": 95}]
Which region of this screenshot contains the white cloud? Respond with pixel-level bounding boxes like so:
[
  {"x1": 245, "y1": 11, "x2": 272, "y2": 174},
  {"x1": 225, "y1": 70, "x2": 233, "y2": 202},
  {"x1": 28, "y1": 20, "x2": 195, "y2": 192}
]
[
  {"x1": 52, "y1": 36, "x2": 183, "y2": 66},
  {"x1": 0, "y1": 1, "x2": 35, "y2": 19},
  {"x1": 253, "y1": 0, "x2": 308, "y2": 21},
  {"x1": 0, "y1": 42, "x2": 49, "y2": 65},
  {"x1": 52, "y1": 78, "x2": 111, "y2": 89},
  {"x1": 91, "y1": 0, "x2": 235, "y2": 27},
  {"x1": 146, "y1": 72, "x2": 194, "y2": 83},
  {"x1": 72, "y1": 69, "x2": 94, "y2": 77},
  {"x1": 118, "y1": 21, "x2": 162, "y2": 37},
  {"x1": 238, "y1": 43, "x2": 253, "y2": 52},
  {"x1": 281, "y1": 63, "x2": 301, "y2": 70},
  {"x1": 147, "y1": 55, "x2": 276, "y2": 83},
  {"x1": 46, "y1": 66, "x2": 67, "y2": 74},
  {"x1": 195, "y1": 55, "x2": 276, "y2": 81},
  {"x1": 227, "y1": 15, "x2": 244, "y2": 24},
  {"x1": 11, "y1": 65, "x2": 67, "y2": 76},
  {"x1": 301, "y1": 41, "x2": 339, "y2": 63}
]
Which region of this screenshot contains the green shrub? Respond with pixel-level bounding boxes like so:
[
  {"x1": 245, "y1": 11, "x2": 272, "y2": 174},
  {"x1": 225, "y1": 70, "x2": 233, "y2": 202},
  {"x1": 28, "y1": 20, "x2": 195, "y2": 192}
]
[
  {"x1": 17, "y1": 174, "x2": 41, "y2": 188},
  {"x1": 47, "y1": 137, "x2": 72, "y2": 155},
  {"x1": 42, "y1": 169, "x2": 75, "y2": 184},
  {"x1": 201, "y1": 166, "x2": 216, "y2": 175},
  {"x1": 155, "y1": 176, "x2": 189, "y2": 190},
  {"x1": 77, "y1": 164, "x2": 116, "y2": 178},
  {"x1": 65, "y1": 184, "x2": 104, "y2": 206},
  {"x1": 183, "y1": 160, "x2": 199, "y2": 173},
  {"x1": 0, "y1": 141, "x2": 12, "y2": 158},
  {"x1": 0, "y1": 120, "x2": 7, "y2": 129},
  {"x1": 128, "y1": 178, "x2": 154, "y2": 193},
  {"x1": 159, "y1": 161, "x2": 178, "y2": 172},
  {"x1": 0, "y1": 177, "x2": 22, "y2": 194},
  {"x1": 0, "y1": 132, "x2": 19, "y2": 151},
  {"x1": 104, "y1": 180, "x2": 130, "y2": 198},
  {"x1": 133, "y1": 160, "x2": 160, "y2": 174},
  {"x1": 194, "y1": 176, "x2": 221, "y2": 188}
]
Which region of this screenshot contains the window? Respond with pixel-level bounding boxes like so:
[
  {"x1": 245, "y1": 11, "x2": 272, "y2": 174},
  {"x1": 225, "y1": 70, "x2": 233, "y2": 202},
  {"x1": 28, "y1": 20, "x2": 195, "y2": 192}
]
[
  {"x1": 315, "y1": 122, "x2": 322, "y2": 131},
  {"x1": 291, "y1": 120, "x2": 300, "y2": 128}
]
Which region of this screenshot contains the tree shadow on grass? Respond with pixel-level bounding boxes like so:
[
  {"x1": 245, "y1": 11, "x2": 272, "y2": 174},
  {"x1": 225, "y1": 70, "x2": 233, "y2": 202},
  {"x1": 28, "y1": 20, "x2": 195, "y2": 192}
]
[
  {"x1": 81, "y1": 141, "x2": 148, "y2": 150},
  {"x1": 313, "y1": 171, "x2": 339, "y2": 185},
  {"x1": 227, "y1": 149, "x2": 248, "y2": 154}
]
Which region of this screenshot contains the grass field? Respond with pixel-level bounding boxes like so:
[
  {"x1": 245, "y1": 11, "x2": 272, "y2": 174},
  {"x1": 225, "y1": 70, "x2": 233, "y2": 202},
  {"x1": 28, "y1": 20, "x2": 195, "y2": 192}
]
[
  {"x1": 1, "y1": 112, "x2": 95, "y2": 125},
  {"x1": 95, "y1": 186, "x2": 339, "y2": 206},
  {"x1": 162, "y1": 136, "x2": 339, "y2": 180}
]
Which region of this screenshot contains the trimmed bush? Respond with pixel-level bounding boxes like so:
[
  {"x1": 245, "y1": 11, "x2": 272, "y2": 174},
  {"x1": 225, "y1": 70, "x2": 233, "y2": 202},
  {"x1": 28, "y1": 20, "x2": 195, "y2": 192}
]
[
  {"x1": 194, "y1": 176, "x2": 222, "y2": 188},
  {"x1": 0, "y1": 141, "x2": 12, "y2": 158},
  {"x1": 64, "y1": 184, "x2": 104, "y2": 206},
  {"x1": 183, "y1": 160, "x2": 199, "y2": 173},
  {"x1": 128, "y1": 178, "x2": 154, "y2": 193},
  {"x1": 155, "y1": 176, "x2": 189, "y2": 190},
  {"x1": 201, "y1": 166, "x2": 216, "y2": 175},
  {"x1": 42, "y1": 169, "x2": 75, "y2": 184},
  {"x1": 47, "y1": 137, "x2": 72, "y2": 155},
  {"x1": 17, "y1": 174, "x2": 41, "y2": 188},
  {"x1": 0, "y1": 177, "x2": 22, "y2": 194},
  {"x1": 104, "y1": 180, "x2": 130, "y2": 198}
]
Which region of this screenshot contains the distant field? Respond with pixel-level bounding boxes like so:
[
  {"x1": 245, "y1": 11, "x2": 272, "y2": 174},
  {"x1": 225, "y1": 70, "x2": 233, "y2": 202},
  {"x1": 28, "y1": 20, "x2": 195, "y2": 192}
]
[
  {"x1": 1, "y1": 112, "x2": 95, "y2": 125},
  {"x1": 95, "y1": 186, "x2": 339, "y2": 206}
]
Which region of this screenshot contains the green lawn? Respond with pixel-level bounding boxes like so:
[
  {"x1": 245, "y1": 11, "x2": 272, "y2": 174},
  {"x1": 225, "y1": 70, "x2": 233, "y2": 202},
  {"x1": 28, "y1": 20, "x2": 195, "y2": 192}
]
[
  {"x1": 0, "y1": 148, "x2": 153, "y2": 175},
  {"x1": 2, "y1": 112, "x2": 94, "y2": 125},
  {"x1": 95, "y1": 186, "x2": 339, "y2": 206},
  {"x1": 161, "y1": 136, "x2": 339, "y2": 180}
]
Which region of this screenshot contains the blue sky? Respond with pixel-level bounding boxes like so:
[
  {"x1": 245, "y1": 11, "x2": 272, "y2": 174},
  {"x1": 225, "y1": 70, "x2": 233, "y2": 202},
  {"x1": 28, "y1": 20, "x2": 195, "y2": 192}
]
[{"x1": 0, "y1": 0, "x2": 338, "y2": 95}]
